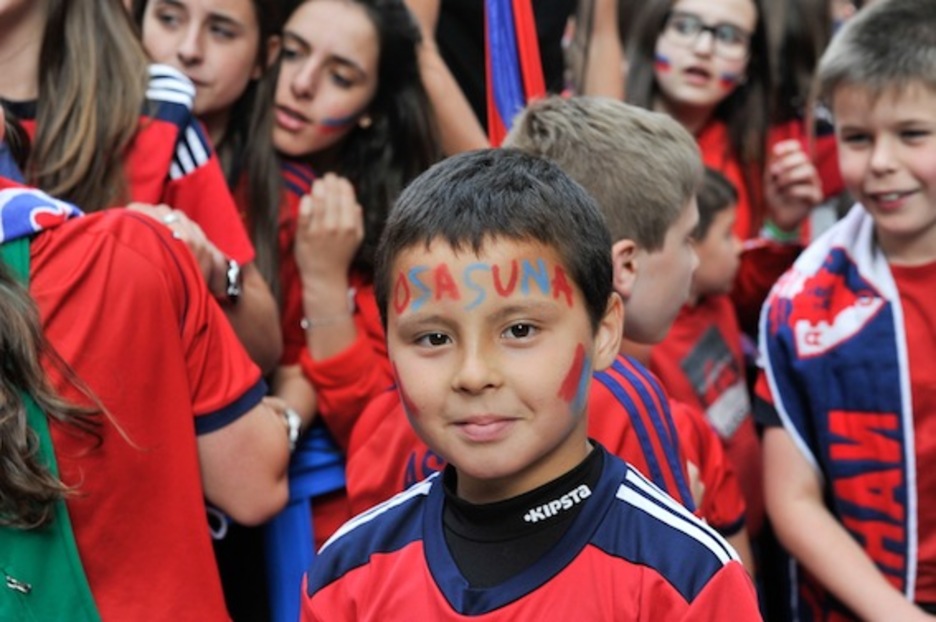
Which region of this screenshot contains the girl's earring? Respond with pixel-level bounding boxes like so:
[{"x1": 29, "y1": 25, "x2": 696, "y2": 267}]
[{"x1": 358, "y1": 115, "x2": 373, "y2": 129}]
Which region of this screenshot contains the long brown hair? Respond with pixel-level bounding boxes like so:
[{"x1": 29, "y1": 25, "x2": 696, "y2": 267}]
[
  {"x1": 0, "y1": 265, "x2": 98, "y2": 529},
  {"x1": 28, "y1": 0, "x2": 149, "y2": 212}
]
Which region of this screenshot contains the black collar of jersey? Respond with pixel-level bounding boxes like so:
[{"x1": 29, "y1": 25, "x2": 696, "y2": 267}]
[
  {"x1": 423, "y1": 441, "x2": 625, "y2": 616},
  {"x1": 441, "y1": 444, "x2": 602, "y2": 541}
]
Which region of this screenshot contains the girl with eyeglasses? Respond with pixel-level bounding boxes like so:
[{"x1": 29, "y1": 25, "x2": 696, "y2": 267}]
[{"x1": 626, "y1": 0, "x2": 824, "y2": 338}]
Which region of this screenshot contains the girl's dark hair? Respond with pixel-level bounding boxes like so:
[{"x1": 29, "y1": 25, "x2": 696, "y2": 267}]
[
  {"x1": 625, "y1": 0, "x2": 772, "y2": 228},
  {"x1": 132, "y1": 0, "x2": 287, "y2": 301},
  {"x1": 766, "y1": 0, "x2": 833, "y2": 124},
  {"x1": 28, "y1": 0, "x2": 150, "y2": 212},
  {"x1": 311, "y1": 0, "x2": 441, "y2": 276},
  {"x1": 0, "y1": 264, "x2": 99, "y2": 529}
]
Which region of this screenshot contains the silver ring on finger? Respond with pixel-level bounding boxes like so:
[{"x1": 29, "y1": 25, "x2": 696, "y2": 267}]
[{"x1": 162, "y1": 212, "x2": 181, "y2": 225}]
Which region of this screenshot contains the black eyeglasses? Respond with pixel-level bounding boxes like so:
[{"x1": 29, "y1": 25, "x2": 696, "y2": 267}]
[{"x1": 662, "y1": 11, "x2": 752, "y2": 60}]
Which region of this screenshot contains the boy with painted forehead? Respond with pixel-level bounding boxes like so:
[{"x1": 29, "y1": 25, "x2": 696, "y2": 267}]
[
  {"x1": 757, "y1": 0, "x2": 936, "y2": 619},
  {"x1": 302, "y1": 149, "x2": 759, "y2": 620}
]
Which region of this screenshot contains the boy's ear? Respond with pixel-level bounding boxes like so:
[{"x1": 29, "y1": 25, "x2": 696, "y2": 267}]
[
  {"x1": 611, "y1": 239, "x2": 639, "y2": 301},
  {"x1": 592, "y1": 292, "x2": 624, "y2": 372}
]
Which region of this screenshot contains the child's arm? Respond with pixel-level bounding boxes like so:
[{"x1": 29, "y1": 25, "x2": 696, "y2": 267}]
[
  {"x1": 404, "y1": 0, "x2": 489, "y2": 154},
  {"x1": 764, "y1": 427, "x2": 935, "y2": 621},
  {"x1": 579, "y1": 0, "x2": 624, "y2": 99}
]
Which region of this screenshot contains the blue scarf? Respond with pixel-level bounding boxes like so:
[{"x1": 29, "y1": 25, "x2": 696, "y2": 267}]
[{"x1": 760, "y1": 204, "x2": 916, "y2": 620}]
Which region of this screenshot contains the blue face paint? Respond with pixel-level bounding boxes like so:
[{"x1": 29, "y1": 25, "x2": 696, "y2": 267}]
[
  {"x1": 408, "y1": 266, "x2": 431, "y2": 311},
  {"x1": 463, "y1": 262, "x2": 490, "y2": 310}
]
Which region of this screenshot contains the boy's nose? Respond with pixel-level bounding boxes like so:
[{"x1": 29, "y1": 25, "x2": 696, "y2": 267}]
[
  {"x1": 452, "y1": 344, "x2": 500, "y2": 394},
  {"x1": 869, "y1": 137, "x2": 898, "y2": 175}
]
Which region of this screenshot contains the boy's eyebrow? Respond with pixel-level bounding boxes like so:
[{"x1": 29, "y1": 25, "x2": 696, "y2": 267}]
[{"x1": 486, "y1": 301, "x2": 565, "y2": 324}]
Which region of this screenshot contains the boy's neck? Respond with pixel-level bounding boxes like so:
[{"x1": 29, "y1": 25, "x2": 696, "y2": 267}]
[
  {"x1": 0, "y1": 8, "x2": 43, "y2": 102},
  {"x1": 619, "y1": 339, "x2": 651, "y2": 365},
  {"x1": 455, "y1": 439, "x2": 594, "y2": 505}
]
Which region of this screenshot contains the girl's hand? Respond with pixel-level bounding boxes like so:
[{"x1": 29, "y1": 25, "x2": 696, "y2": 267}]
[
  {"x1": 294, "y1": 174, "x2": 364, "y2": 286},
  {"x1": 764, "y1": 140, "x2": 824, "y2": 233},
  {"x1": 127, "y1": 202, "x2": 228, "y2": 296}
]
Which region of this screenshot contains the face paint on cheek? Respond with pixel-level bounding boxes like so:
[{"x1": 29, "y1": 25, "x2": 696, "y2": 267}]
[
  {"x1": 654, "y1": 53, "x2": 673, "y2": 73},
  {"x1": 557, "y1": 344, "x2": 591, "y2": 413},
  {"x1": 718, "y1": 72, "x2": 743, "y2": 90},
  {"x1": 318, "y1": 107, "x2": 368, "y2": 134},
  {"x1": 393, "y1": 363, "x2": 421, "y2": 420}
]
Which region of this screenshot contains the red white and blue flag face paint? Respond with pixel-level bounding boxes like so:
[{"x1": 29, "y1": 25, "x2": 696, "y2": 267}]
[
  {"x1": 654, "y1": 54, "x2": 673, "y2": 73},
  {"x1": 318, "y1": 109, "x2": 366, "y2": 135},
  {"x1": 484, "y1": 0, "x2": 546, "y2": 145},
  {"x1": 0, "y1": 183, "x2": 83, "y2": 244},
  {"x1": 718, "y1": 72, "x2": 742, "y2": 90}
]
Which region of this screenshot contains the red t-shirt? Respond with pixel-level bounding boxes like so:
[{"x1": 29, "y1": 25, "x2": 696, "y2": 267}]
[
  {"x1": 891, "y1": 261, "x2": 936, "y2": 602},
  {"x1": 650, "y1": 295, "x2": 763, "y2": 533},
  {"x1": 31, "y1": 210, "x2": 264, "y2": 621},
  {"x1": 15, "y1": 65, "x2": 254, "y2": 266}
]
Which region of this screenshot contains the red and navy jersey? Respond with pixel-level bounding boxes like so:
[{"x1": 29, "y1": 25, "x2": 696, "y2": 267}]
[
  {"x1": 346, "y1": 354, "x2": 696, "y2": 515},
  {"x1": 303, "y1": 444, "x2": 759, "y2": 620},
  {"x1": 12, "y1": 64, "x2": 254, "y2": 265}
]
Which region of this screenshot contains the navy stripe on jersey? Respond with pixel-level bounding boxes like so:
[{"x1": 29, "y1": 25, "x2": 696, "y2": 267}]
[
  {"x1": 169, "y1": 124, "x2": 212, "y2": 180},
  {"x1": 611, "y1": 357, "x2": 695, "y2": 507},
  {"x1": 194, "y1": 379, "x2": 268, "y2": 435},
  {"x1": 307, "y1": 476, "x2": 434, "y2": 594},
  {"x1": 281, "y1": 161, "x2": 315, "y2": 198},
  {"x1": 594, "y1": 359, "x2": 694, "y2": 510}
]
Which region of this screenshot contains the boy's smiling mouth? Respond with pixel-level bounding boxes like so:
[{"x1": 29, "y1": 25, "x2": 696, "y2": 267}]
[{"x1": 454, "y1": 416, "x2": 517, "y2": 442}]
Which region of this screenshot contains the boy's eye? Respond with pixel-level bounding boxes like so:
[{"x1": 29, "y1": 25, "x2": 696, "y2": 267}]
[
  {"x1": 901, "y1": 129, "x2": 931, "y2": 141},
  {"x1": 840, "y1": 132, "x2": 870, "y2": 145},
  {"x1": 502, "y1": 323, "x2": 537, "y2": 340},
  {"x1": 416, "y1": 332, "x2": 450, "y2": 347}
]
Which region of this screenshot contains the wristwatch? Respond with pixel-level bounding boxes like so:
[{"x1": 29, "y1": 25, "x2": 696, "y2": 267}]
[
  {"x1": 283, "y1": 408, "x2": 302, "y2": 452},
  {"x1": 224, "y1": 258, "x2": 243, "y2": 305}
]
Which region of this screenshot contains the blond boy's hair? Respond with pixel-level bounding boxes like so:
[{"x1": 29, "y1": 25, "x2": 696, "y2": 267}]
[
  {"x1": 505, "y1": 96, "x2": 702, "y2": 251},
  {"x1": 818, "y1": 0, "x2": 936, "y2": 102}
]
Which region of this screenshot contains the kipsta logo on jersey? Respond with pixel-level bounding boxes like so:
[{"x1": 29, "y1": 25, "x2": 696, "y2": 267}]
[
  {"x1": 523, "y1": 485, "x2": 591, "y2": 523},
  {"x1": 773, "y1": 249, "x2": 885, "y2": 358}
]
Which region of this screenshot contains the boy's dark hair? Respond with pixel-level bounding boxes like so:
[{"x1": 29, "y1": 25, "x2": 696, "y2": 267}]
[
  {"x1": 375, "y1": 149, "x2": 613, "y2": 330},
  {"x1": 695, "y1": 167, "x2": 738, "y2": 240},
  {"x1": 818, "y1": 0, "x2": 936, "y2": 103}
]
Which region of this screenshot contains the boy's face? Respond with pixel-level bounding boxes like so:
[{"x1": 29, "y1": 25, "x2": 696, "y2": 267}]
[
  {"x1": 386, "y1": 237, "x2": 622, "y2": 504},
  {"x1": 691, "y1": 204, "x2": 742, "y2": 300},
  {"x1": 834, "y1": 82, "x2": 936, "y2": 263},
  {"x1": 625, "y1": 197, "x2": 700, "y2": 343}
]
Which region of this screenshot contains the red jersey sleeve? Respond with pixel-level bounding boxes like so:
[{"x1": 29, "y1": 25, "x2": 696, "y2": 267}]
[{"x1": 671, "y1": 400, "x2": 747, "y2": 536}]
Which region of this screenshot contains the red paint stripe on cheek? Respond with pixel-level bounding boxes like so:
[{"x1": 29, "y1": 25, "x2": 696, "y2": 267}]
[
  {"x1": 393, "y1": 363, "x2": 420, "y2": 419},
  {"x1": 557, "y1": 344, "x2": 586, "y2": 403}
]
